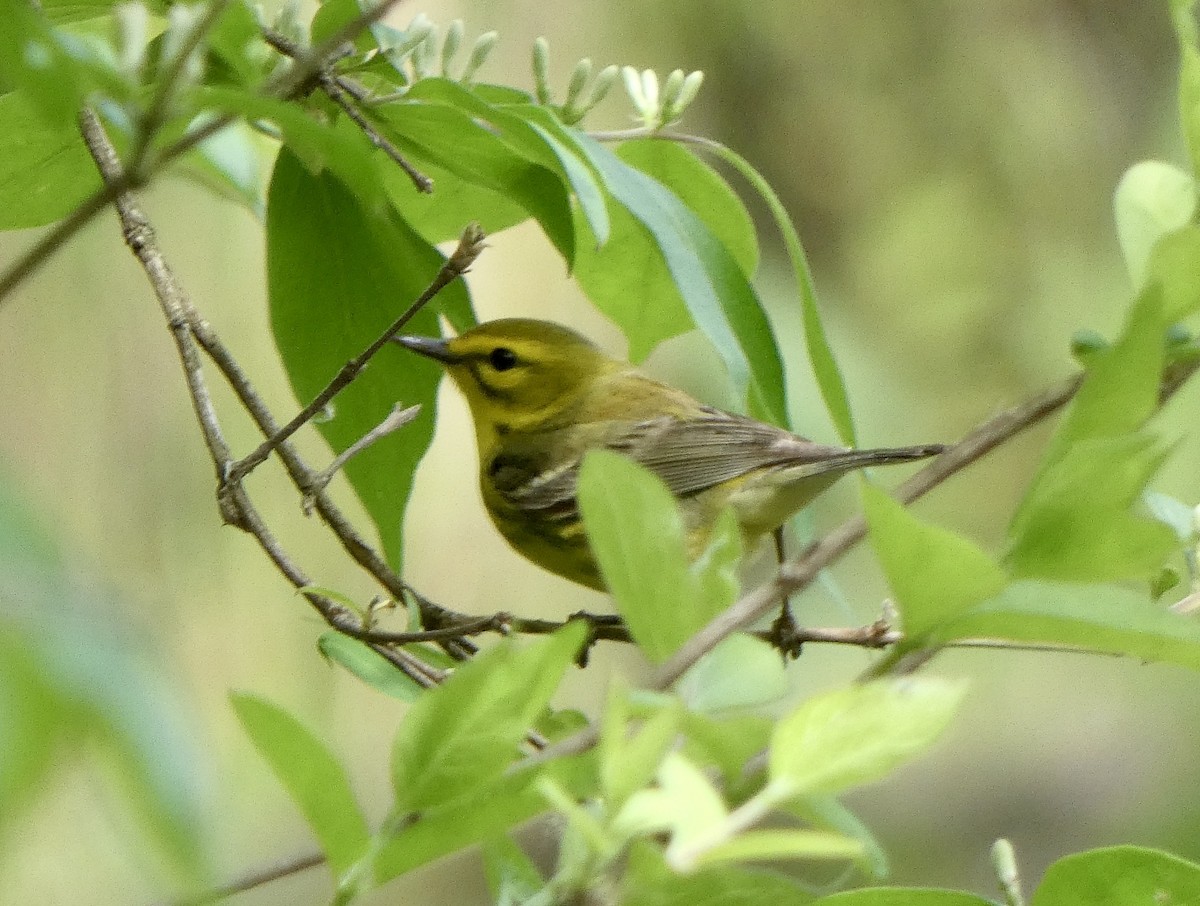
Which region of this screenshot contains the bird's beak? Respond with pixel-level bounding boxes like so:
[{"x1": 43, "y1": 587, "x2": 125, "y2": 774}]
[{"x1": 393, "y1": 334, "x2": 459, "y2": 364}]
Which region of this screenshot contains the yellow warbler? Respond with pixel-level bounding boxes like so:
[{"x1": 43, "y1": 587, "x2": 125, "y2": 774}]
[{"x1": 396, "y1": 319, "x2": 942, "y2": 590}]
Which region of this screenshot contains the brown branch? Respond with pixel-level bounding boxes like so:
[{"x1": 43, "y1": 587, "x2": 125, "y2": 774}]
[
  {"x1": 651, "y1": 374, "x2": 1086, "y2": 689},
  {"x1": 77, "y1": 109, "x2": 371, "y2": 641},
  {"x1": 162, "y1": 850, "x2": 325, "y2": 906}
]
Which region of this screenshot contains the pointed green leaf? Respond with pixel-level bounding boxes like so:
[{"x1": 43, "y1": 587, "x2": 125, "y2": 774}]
[
  {"x1": 936, "y1": 579, "x2": 1200, "y2": 670},
  {"x1": 405, "y1": 78, "x2": 610, "y2": 247},
  {"x1": 317, "y1": 632, "x2": 425, "y2": 702},
  {"x1": 1010, "y1": 285, "x2": 1175, "y2": 582},
  {"x1": 1146, "y1": 225, "x2": 1200, "y2": 320},
  {"x1": 0, "y1": 4, "x2": 88, "y2": 123},
  {"x1": 614, "y1": 139, "x2": 758, "y2": 276},
  {"x1": 1007, "y1": 433, "x2": 1177, "y2": 582},
  {"x1": 1041, "y1": 285, "x2": 1166, "y2": 462},
  {"x1": 391, "y1": 623, "x2": 586, "y2": 811},
  {"x1": 577, "y1": 450, "x2": 728, "y2": 662},
  {"x1": 693, "y1": 140, "x2": 857, "y2": 443},
  {"x1": 864, "y1": 483, "x2": 1007, "y2": 639},
  {"x1": 375, "y1": 99, "x2": 574, "y2": 260},
  {"x1": 768, "y1": 679, "x2": 965, "y2": 797},
  {"x1": 569, "y1": 135, "x2": 788, "y2": 425},
  {"x1": 231, "y1": 693, "x2": 369, "y2": 877},
  {"x1": 267, "y1": 146, "x2": 470, "y2": 567},
  {"x1": 614, "y1": 752, "x2": 728, "y2": 845},
  {"x1": 678, "y1": 634, "x2": 788, "y2": 714}
]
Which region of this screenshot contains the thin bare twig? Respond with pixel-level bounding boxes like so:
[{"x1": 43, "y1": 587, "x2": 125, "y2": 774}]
[
  {"x1": 261, "y1": 28, "x2": 433, "y2": 194},
  {"x1": 303, "y1": 403, "x2": 422, "y2": 512},
  {"x1": 224, "y1": 223, "x2": 484, "y2": 486},
  {"x1": 162, "y1": 850, "x2": 325, "y2": 906},
  {"x1": 77, "y1": 109, "x2": 366, "y2": 642}
]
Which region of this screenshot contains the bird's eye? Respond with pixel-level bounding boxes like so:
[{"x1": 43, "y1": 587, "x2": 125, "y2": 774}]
[{"x1": 488, "y1": 347, "x2": 518, "y2": 371}]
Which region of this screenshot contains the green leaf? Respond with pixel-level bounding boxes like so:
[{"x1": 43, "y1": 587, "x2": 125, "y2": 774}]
[
  {"x1": 0, "y1": 90, "x2": 100, "y2": 229},
  {"x1": 179, "y1": 120, "x2": 267, "y2": 217},
  {"x1": 383, "y1": 152, "x2": 530, "y2": 245},
  {"x1": 576, "y1": 450, "x2": 728, "y2": 662},
  {"x1": 935, "y1": 579, "x2": 1200, "y2": 670},
  {"x1": 1009, "y1": 286, "x2": 1175, "y2": 582},
  {"x1": 614, "y1": 752, "x2": 729, "y2": 846},
  {"x1": 41, "y1": 0, "x2": 159, "y2": 23},
  {"x1": 374, "y1": 98, "x2": 574, "y2": 260},
  {"x1": 677, "y1": 634, "x2": 788, "y2": 714},
  {"x1": 1113, "y1": 160, "x2": 1197, "y2": 287},
  {"x1": 1041, "y1": 285, "x2": 1166, "y2": 461},
  {"x1": 1146, "y1": 225, "x2": 1200, "y2": 320},
  {"x1": 623, "y1": 843, "x2": 817, "y2": 906},
  {"x1": 570, "y1": 134, "x2": 788, "y2": 425},
  {"x1": 404, "y1": 79, "x2": 610, "y2": 247},
  {"x1": 483, "y1": 836, "x2": 544, "y2": 906},
  {"x1": 768, "y1": 679, "x2": 965, "y2": 798},
  {"x1": 600, "y1": 683, "x2": 682, "y2": 808},
  {"x1": 701, "y1": 141, "x2": 857, "y2": 444},
  {"x1": 390, "y1": 623, "x2": 586, "y2": 812},
  {"x1": 266, "y1": 146, "x2": 470, "y2": 567},
  {"x1": 317, "y1": 632, "x2": 425, "y2": 701},
  {"x1": 231, "y1": 693, "x2": 369, "y2": 877},
  {"x1": 373, "y1": 753, "x2": 596, "y2": 883},
  {"x1": 1032, "y1": 845, "x2": 1200, "y2": 906},
  {"x1": 0, "y1": 3, "x2": 88, "y2": 123},
  {"x1": 310, "y1": 0, "x2": 377, "y2": 51},
  {"x1": 814, "y1": 890, "x2": 995, "y2": 906},
  {"x1": 1006, "y1": 433, "x2": 1177, "y2": 582},
  {"x1": 616, "y1": 139, "x2": 758, "y2": 277},
  {"x1": 863, "y1": 483, "x2": 1007, "y2": 639},
  {"x1": 193, "y1": 86, "x2": 383, "y2": 203},
  {"x1": 205, "y1": 0, "x2": 269, "y2": 86}
]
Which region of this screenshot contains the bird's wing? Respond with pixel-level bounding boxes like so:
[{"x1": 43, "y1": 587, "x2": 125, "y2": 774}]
[
  {"x1": 491, "y1": 408, "x2": 847, "y2": 518},
  {"x1": 606, "y1": 408, "x2": 850, "y2": 498}
]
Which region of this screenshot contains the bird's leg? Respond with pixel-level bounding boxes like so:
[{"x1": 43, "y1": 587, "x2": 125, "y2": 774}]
[{"x1": 769, "y1": 526, "x2": 803, "y2": 659}]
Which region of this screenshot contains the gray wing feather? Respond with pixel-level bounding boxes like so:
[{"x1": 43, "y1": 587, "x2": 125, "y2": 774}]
[{"x1": 496, "y1": 408, "x2": 848, "y2": 518}]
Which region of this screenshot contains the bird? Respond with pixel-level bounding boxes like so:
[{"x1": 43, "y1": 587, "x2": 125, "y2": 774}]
[{"x1": 395, "y1": 318, "x2": 943, "y2": 590}]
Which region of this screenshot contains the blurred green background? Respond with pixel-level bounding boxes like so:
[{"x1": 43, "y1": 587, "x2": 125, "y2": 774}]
[{"x1": 2, "y1": 1, "x2": 1200, "y2": 903}]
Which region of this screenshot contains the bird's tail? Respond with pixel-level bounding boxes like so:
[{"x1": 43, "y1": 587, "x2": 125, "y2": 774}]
[{"x1": 813, "y1": 443, "x2": 945, "y2": 476}]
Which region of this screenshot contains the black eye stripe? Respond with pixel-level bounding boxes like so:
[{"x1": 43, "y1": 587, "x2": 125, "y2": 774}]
[{"x1": 489, "y1": 347, "x2": 518, "y2": 371}]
